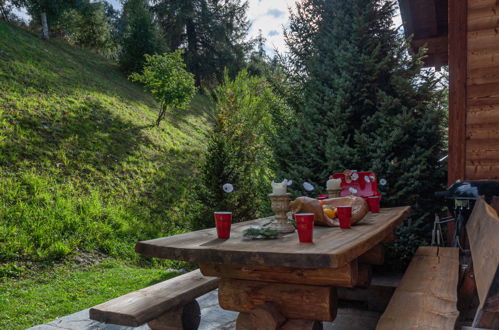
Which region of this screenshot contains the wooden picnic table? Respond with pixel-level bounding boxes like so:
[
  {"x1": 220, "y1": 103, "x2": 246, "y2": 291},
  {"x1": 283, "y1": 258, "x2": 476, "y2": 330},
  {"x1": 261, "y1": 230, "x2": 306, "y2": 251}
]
[{"x1": 136, "y1": 206, "x2": 410, "y2": 328}]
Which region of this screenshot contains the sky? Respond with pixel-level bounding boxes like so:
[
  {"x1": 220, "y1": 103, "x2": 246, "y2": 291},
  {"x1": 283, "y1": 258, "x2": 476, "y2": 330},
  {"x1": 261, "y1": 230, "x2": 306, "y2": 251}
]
[
  {"x1": 15, "y1": 0, "x2": 402, "y2": 55},
  {"x1": 104, "y1": 0, "x2": 295, "y2": 53},
  {"x1": 109, "y1": 0, "x2": 402, "y2": 54}
]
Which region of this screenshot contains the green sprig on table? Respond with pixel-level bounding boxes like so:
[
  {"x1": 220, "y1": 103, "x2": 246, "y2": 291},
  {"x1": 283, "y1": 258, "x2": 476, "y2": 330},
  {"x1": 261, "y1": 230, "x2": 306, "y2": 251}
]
[{"x1": 243, "y1": 227, "x2": 279, "y2": 240}]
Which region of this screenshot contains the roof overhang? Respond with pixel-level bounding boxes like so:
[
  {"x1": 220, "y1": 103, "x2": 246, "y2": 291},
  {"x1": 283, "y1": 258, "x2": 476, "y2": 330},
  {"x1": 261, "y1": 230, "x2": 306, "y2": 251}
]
[{"x1": 398, "y1": 0, "x2": 449, "y2": 67}]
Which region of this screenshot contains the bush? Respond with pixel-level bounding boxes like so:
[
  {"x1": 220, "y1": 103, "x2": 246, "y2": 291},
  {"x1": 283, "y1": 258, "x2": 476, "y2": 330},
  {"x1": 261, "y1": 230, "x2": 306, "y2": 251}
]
[
  {"x1": 119, "y1": 0, "x2": 162, "y2": 74},
  {"x1": 196, "y1": 70, "x2": 287, "y2": 228},
  {"x1": 130, "y1": 51, "x2": 196, "y2": 126}
]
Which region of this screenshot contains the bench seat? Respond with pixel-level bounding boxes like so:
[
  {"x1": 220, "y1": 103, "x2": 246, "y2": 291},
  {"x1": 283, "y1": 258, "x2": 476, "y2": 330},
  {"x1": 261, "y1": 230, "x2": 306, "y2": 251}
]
[
  {"x1": 376, "y1": 246, "x2": 460, "y2": 330},
  {"x1": 89, "y1": 269, "x2": 218, "y2": 327}
]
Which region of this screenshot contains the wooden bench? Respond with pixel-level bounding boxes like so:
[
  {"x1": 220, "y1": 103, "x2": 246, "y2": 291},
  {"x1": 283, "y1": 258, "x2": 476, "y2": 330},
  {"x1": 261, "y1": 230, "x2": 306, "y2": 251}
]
[
  {"x1": 376, "y1": 246, "x2": 460, "y2": 329},
  {"x1": 465, "y1": 197, "x2": 499, "y2": 328},
  {"x1": 89, "y1": 269, "x2": 218, "y2": 330}
]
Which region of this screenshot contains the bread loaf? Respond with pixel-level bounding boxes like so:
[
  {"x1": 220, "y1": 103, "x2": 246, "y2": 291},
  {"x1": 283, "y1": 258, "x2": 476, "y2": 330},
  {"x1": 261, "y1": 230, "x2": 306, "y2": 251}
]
[
  {"x1": 289, "y1": 196, "x2": 369, "y2": 227},
  {"x1": 289, "y1": 197, "x2": 335, "y2": 226},
  {"x1": 321, "y1": 195, "x2": 369, "y2": 225}
]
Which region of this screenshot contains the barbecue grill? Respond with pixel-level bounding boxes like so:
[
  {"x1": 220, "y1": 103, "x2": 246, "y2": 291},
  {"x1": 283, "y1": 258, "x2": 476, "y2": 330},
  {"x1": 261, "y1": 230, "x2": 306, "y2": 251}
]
[{"x1": 435, "y1": 180, "x2": 499, "y2": 247}]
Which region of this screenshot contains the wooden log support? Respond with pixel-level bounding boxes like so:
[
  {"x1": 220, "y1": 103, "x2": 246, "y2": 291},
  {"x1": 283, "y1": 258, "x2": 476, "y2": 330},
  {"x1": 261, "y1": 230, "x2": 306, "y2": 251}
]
[
  {"x1": 280, "y1": 319, "x2": 323, "y2": 330},
  {"x1": 382, "y1": 230, "x2": 395, "y2": 243},
  {"x1": 235, "y1": 313, "x2": 253, "y2": 330},
  {"x1": 200, "y1": 261, "x2": 358, "y2": 287},
  {"x1": 448, "y1": 0, "x2": 467, "y2": 184},
  {"x1": 250, "y1": 303, "x2": 286, "y2": 330},
  {"x1": 147, "y1": 300, "x2": 200, "y2": 330},
  {"x1": 358, "y1": 244, "x2": 384, "y2": 265},
  {"x1": 356, "y1": 264, "x2": 372, "y2": 288},
  {"x1": 218, "y1": 278, "x2": 337, "y2": 321}
]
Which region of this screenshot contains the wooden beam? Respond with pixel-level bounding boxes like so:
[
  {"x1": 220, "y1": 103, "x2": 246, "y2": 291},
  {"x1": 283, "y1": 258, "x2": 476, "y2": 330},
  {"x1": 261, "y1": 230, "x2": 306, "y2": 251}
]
[
  {"x1": 358, "y1": 244, "x2": 385, "y2": 265},
  {"x1": 448, "y1": 0, "x2": 468, "y2": 184},
  {"x1": 218, "y1": 278, "x2": 337, "y2": 321},
  {"x1": 412, "y1": 35, "x2": 449, "y2": 54},
  {"x1": 356, "y1": 264, "x2": 372, "y2": 288},
  {"x1": 466, "y1": 198, "x2": 499, "y2": 328},
  {"x1": 200, "y1": 262, "x2": 358, "y2": 287}
]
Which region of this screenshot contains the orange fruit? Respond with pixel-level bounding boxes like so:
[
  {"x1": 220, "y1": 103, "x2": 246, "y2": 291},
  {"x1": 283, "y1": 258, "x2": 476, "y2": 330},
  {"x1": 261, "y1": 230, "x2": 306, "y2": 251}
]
[{"x1": 324, "y1": 208, "x2": 337, "y2": 219}]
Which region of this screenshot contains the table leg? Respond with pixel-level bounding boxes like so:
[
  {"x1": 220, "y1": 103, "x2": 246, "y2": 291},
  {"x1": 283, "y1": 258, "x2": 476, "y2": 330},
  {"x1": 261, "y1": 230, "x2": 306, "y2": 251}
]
[
  {"x1": 218, "y1": 278, "x2": 337, "y2": 321},
  {"x1": 236, "y1": 312, "x2": 323, "y2": 330},
  {"x1": 235, "y1": 303, "x2": 286, "y2": 330}
]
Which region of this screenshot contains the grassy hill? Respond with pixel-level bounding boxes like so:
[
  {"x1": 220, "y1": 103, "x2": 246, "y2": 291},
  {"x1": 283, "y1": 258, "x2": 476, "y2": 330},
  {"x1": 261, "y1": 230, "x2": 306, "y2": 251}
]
[
  {"x1": 0, "y1": 21, "x2": 213, "y2": 269},
  {"x1": 0, "y1": 20, "x2": 215, "y2": 329}
]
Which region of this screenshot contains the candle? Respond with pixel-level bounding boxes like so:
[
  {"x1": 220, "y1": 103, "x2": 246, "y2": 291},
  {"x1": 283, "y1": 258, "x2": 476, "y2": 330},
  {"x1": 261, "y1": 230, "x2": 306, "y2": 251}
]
[
  {"x1": 326, "y1": 178, "x2": 341, "y2": 190},
  {"x1": 271, "y1": 180, "x2": 288, "y2": 195}
]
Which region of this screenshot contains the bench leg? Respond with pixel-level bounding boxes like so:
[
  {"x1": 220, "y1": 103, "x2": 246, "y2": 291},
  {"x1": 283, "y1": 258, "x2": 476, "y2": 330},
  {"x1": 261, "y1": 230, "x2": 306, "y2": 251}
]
[{"x1": 148, "y1": 300, "x2": 201, "y2": 330}]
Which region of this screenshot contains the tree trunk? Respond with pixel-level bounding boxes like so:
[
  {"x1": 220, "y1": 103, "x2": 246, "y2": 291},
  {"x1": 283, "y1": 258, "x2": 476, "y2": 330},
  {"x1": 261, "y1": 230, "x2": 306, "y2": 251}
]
[{"x1": 40, "y1": 11, "x2": 49, "y2": 40}]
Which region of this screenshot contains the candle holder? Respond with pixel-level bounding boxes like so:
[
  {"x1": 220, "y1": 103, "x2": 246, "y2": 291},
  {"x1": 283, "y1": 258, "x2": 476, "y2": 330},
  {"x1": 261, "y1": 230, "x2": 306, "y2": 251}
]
[
  {"x1": 268, "y1": 193, "x2": 295, "y2": 233},
  {"x1": 327, "y1": 189, "x2": 342, "y2": 198}
]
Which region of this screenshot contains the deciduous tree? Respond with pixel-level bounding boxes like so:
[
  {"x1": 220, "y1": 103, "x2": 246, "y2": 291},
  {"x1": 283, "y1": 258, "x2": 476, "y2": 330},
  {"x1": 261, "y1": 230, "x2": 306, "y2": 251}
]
[{"x1": 130, "y1": 51, "x2": 196, "y2": 126}]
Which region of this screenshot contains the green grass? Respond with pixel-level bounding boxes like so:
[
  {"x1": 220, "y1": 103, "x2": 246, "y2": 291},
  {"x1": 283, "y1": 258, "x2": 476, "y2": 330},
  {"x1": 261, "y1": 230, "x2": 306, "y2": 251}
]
[
  {"x1": 0, "y1": 21, "x2": 213, "y2": 266},
  {"x1": 0, "y1": 260, "x2": 178, "y2": 329},
  {"x1": 0, "y1": 21, "x2": 214, "y2": 328}
]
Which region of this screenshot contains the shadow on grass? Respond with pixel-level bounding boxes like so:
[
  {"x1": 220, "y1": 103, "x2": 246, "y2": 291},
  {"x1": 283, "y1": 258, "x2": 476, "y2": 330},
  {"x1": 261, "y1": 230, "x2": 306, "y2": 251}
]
[
  {"x1": 0, "y1": 97, "x2": 153, "y2": 177},
  {"x1": 145, "y1": 271, "x2": 179, "y2": 286}
]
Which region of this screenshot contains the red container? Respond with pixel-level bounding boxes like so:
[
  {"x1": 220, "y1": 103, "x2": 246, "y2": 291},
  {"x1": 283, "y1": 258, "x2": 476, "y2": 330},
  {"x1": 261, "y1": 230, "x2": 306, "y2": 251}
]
[
  {"x1": 295, "y1": 213, "x2": 314, "y2": 243},
  {"x1": 317, "y1": 194, "x2": 329, "y2": 200},
  {"x1": 367, "y1": 196, "x2": 381, "y2": 213},
  {"x1": 214, "y1": 212, "x2": 232, "y2": 239},
  {"x1": 336, "y1": 206, "x2": 352, "y2": 229}
]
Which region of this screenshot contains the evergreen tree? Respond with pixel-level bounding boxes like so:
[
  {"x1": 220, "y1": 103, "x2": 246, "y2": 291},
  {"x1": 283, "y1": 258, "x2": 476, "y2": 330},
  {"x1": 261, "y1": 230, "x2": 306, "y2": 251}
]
[
  {"x1": 12, "y1": 0, "x2": 73, "y2": 39},
  {"x1": 152, "y1": 0, "x2": 252, "y2": 87},
  {"x1": 119, "y1": 0, "x2": 162, "y2": 74},
  {"x1": 60, "y1": 1, "x2": 113, "y2": 54},
  {"x1": 279, "y1": 0, "x2": 447, "y2": 266},
  {"x1": 197, "y1": 70, "x2": 287, "y2": 228}
]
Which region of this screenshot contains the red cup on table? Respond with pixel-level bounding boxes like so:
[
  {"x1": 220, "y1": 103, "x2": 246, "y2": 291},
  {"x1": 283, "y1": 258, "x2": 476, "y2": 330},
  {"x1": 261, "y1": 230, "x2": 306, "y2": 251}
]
[
  {"x1": 336, "y1": 206, "x2": 352, "y2": 229},
  {"x1": 214, "y1": 212, "x2": 232, "y2": 239},
  {"x1": 367, "y1": 196, "x2": 381, "y2": 213},
  {"x1": 295, "y1": 213, "x2": 314, "y2": 243}
]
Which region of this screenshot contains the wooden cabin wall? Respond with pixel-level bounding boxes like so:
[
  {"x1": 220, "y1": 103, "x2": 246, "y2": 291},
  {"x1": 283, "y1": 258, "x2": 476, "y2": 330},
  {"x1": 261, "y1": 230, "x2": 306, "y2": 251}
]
[{"x1": 466, "y1": 0, "x2": 499, "y2": 180}]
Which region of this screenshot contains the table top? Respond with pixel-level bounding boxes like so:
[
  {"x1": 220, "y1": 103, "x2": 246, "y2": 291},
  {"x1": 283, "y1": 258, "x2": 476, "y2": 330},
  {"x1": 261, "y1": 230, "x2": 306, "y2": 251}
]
[{"x1": 136, "y1": 206, "x2": 410, "y2": 269}]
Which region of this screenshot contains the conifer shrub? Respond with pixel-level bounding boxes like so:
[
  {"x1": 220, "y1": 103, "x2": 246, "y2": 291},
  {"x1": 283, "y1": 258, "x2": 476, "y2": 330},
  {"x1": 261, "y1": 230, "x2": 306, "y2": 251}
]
[{"x1": 197, "y1": 70, "x2": 288, "y2": 228}]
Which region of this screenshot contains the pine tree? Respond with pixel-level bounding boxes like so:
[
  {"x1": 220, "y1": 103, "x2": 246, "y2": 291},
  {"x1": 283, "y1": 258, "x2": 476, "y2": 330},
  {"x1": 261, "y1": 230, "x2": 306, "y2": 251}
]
[
  {"x1": 278, "y1": 0, "x2": 447, "y2": 265},
  {"x1": 152, "y1": 0, "x2": 252, "y2": 87},
  {"x1": 196, "y1": 70, "x2": 286, "y2": 228},
  {"x1": 119, "y1": 0, "x2": 162, "y2": 74}
]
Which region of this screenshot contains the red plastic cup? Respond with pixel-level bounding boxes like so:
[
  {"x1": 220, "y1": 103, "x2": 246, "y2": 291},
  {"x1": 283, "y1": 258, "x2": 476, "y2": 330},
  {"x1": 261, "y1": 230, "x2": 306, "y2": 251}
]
[
  {"x1": 214, "y1": 212, "x2": 232, "y2": 239},
  {"x1": 336, "y1": 206, "x2": 352, "y2": 229},
  {"x1": 295, "y1": 213, "x2": 314, "y2": 243},
  {"x1": 367, "y1": 196, "x2": 381, "y2": 213}
]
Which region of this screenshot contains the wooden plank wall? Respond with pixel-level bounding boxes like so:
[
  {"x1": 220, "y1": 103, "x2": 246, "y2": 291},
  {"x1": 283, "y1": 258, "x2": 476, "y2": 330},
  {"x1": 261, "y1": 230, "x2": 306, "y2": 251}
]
[{"x1": 466, "y1": 0, "x2": 499, "y2": 180}]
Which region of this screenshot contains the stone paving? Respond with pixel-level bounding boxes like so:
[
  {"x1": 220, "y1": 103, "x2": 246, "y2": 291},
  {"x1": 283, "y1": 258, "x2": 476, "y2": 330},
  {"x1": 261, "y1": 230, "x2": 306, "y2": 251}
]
[{"x1": 29, "y1": 290, "x2": 380, "y2": 330}]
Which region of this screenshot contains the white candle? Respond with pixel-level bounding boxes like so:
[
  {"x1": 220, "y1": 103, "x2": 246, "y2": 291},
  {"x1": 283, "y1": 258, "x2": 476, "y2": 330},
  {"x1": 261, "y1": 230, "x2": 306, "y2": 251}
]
[
  {"x1": 271, "y1": 180, "x2": 287, "y2": 195},
  {"x1": 326, "y1": 178, "x2": 341, "y2": 190}
]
